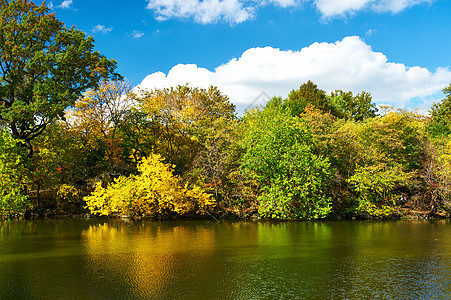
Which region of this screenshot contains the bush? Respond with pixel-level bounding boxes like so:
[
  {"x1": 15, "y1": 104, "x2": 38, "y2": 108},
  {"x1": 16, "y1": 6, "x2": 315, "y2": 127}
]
[{"x1": 84, "y1": 153, "x2": 214, "y2": 218}]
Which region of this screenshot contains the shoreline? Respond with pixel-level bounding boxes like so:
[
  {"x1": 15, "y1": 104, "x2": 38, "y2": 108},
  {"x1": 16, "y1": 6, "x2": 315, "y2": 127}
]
[{"x1": 2, "y1": 208, "x2": 450, "y2": 222}]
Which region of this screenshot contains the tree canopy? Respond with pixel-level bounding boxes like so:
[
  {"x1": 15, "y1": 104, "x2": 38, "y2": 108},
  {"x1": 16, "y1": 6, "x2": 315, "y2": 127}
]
[
  {"x1": 0, "y1": 10, "x2": 449, "y2": 224},
  {"x1": 429, "y1": 83, "x2": 451, "y2": 138},
  {"x1": 241, "y1": 104, "x2": 332, "y2": 219},
  {"x1": 0, "y1": 0, "x2": 119, "y2": 157},
  {"x1": 283, "y1": 81, "x2": 377, "y2": 121}
]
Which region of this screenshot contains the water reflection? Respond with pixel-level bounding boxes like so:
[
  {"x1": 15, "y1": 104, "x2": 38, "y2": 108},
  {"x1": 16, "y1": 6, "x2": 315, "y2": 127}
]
[
  {"x1": 81, "y1": 221, "x2": 217, "y2": 298},
  {"x1": 80, "y1": 220, "x2": 451, "y2": 299},
  {"x1": 0, "y1": 219, "x2": 449, "y2": 299}
]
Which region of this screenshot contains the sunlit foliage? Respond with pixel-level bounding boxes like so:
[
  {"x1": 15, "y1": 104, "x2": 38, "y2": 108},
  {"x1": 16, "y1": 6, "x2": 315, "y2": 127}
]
[
  {"x1": 1, "y1": 69, "x2": 450, "y2": 219},
  {"x1": 428, "y1": 84, "x2": 451, "y2": 138},
  {"x1": 0, "y1": 130, "x2": 29, "y2": 214},
  {"x1": 241, "y1": 104, "x2": 332, "y2": 220},
  {"x1": 136, "y1": 84, "x2": 236, "y2": 175},
  {"x1": 84, "y1": 153, "x2": 214, "y2": 218},
  {"x1": 0, "y1": 0, "x2": 119, "y2": 157}
]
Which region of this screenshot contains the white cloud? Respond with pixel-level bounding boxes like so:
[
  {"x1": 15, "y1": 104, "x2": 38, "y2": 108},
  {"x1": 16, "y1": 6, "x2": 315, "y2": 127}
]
[
  {"x1": 138, "y1": 36, "x2": 451, "y2": 112},
  {"x1": 145, "y1": 0, "x2": 303, "y2": 24},
  {"x1": 92, "y1": 25, "x2": 113, "y2": 34},
  {"x1": 314, "y1": 0, "x2": 433, "y2": 18},
  {"x1": 372, "y1": 0, "x2": 433, "y2": 13},
  {"x1": 59, "y1": 0, "x2": 73, "y2": 9},
  {"x1": 314, "y1": 0, "x2": 371, "y2": 16},
  {"x1": 131, "y1": 30, "x2": 145, "y2": 39},
  {"x1": 145, "y1": 0, "x2": 432, "y2": 23},
  {"x1": 146, "y1": 0, "x2": 256, "y2": 24}
]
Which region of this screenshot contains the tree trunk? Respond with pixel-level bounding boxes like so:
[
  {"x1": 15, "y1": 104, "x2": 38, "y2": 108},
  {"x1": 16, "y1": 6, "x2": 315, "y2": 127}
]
[{"x1": 25, "y1": 139, "x2": 33, "y2": 158}]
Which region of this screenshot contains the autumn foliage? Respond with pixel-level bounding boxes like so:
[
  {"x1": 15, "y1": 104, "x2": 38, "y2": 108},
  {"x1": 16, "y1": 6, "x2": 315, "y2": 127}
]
[
  {"x1": 2, "y1": 1, "x2": 450, "y2": 220},
  {"x1": 84, "y1": 153, "x2": 214, "y2": 218}
]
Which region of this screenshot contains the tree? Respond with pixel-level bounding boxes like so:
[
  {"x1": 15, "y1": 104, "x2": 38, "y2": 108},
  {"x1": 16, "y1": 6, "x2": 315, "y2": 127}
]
[
  {"x1": 241, "y1": 105, "x2": 332, "y2": 220},
  {"x1": 429, "y1": 83, "x2": 451, "y2": 138},
  {"x1": 0, "y1": 0, "x2": 119, "y2": 157},
  {"x1": 84, "y1": 153, "x2": 214, "y2": 219},
  {"x1": 137, "y1": 85, "x2": 236, "y2": 175},
  {"x1": 27, "y1": 121, "x2": 85, "y2": 213},
  {"x1": 338, "y1": 112, "x2": 426, "y2": 217},
  {"x1": 329, "y1": 90, "x2": 377, "y2": 121},
  {"x1": 361, "y1": 112, "x2": 426, "y2": 171},
  {"x1": 424, "y1": 139, "x2": 451, "y2": 213},
  {"x1": 65, "y1": 80, "x2": 133, "y2": 178},
  {"x1": 284, "y1": 81, "x2": 377, "y2": 121},
  {"x1": 347, "y1": 163, "x2": 411, "y2": 215},
  {"x1": 117, "y1": 106, "x2": 156, "y2": 164},
  {"x1": 284, "y1": 81, "x2": 331, "y2": 117}
]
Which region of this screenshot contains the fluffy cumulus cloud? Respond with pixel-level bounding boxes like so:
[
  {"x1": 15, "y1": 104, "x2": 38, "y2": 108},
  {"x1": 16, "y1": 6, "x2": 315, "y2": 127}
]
[
  {"x1": 145, "y1": 0, "x2": 432, "y2": 23},
  {"x1": 138, "y1": 36, "x2": 451, "y2": 112}
]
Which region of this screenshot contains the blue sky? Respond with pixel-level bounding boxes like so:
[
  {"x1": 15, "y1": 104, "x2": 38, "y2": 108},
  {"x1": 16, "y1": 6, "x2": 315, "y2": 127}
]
[{"x1": 48, "y1": 0, "x2": 451, "y2": 112}]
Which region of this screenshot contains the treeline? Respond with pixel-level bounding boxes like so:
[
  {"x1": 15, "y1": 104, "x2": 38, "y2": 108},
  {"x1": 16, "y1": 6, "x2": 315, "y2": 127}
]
[{"x1": 1, "y1": 81, "x2": 450, "y2": 220}]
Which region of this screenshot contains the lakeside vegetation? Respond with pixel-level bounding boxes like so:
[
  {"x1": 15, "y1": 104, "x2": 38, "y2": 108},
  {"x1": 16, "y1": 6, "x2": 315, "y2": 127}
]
[
  {"x1": 1, "y1": 1, "x2": 450, "y2": 220},
  {"x1": 2, "y1": 80, "x2": 450, "y2": 220}
]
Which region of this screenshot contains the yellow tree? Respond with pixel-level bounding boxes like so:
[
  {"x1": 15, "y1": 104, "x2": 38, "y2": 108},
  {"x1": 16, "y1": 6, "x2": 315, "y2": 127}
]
[
  {"x1": 84, "y1": 153, "x2": 214, "y2": 218},
  {"x1": 65, "y1": 80, "x2": 133, "y2": 179},
  {"x1": 136, "y1": 85, "x2": 236, "y2": 176},
  {"x1": 423, "y1": 139, "x2": 451, "y2": 214}
]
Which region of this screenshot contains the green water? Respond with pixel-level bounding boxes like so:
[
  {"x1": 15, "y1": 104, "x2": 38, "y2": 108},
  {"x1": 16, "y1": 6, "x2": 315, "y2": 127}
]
[{"x1": 0, "y1": 219, "x2": 449, "y2": 299}]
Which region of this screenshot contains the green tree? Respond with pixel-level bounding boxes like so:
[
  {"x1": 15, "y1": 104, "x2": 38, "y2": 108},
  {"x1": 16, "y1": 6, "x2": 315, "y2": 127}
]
[
  {"x1": 429, "y1": 83, "x2": 451, "y2": 138},
  {"x1": 283, "y1": 81, "x2": 377, "y2": 121},
  {"x1": 28, "y1": 121, "x2": 85, "y2": 213},
  {"x1": 190, "y1": 117, "x2": 239, "y2": 200},
  {"x1": 341, "y1": 112, "x2": 426, "y2": 216},
  {"x1": 284, "y1": 81, "x2": 331, "y2": 117},
  {"x1": 0, "y1": 0, "x2": 119, "y2": 157},
  {"x1": 361, "y1": 112, "x2": 426, "y2": 171},
  {"x1": 427, "y1": 139, "x2": 451, "y2": 213},
  {"x1": 347, "y1": 163, "x2": 411, "y2": 216},
  {"x1": 241, "y1": 105, "x2": 332, "y2": 220},
  {"x1": 422, "y1": 84, "x2": 451, "y2": 214},
  {"x1": 329, "y1": 90, "x2": 377, "y2": 121},
  {"x1": 118, "y1": 105, "x2": 158, "y2": 165}
]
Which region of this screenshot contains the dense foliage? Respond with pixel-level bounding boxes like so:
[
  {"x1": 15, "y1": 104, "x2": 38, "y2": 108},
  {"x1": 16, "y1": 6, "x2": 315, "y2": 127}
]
[
  {"x1": 0, "y1": 0, "x2": 119, "y2": 157},
  {"x1": 0, "y1": 130, "x2": 28, "y2": 215},
  {"x1": 2, "y1": 79, "x2": 451, "y2": 220},
  {"x1": 1, "y1": 1, "x2": 450, "y2": 220},
  {"x1": 240, "y1": 103, "x2": 331, "y2": 219},
  {"x1": 84, "y1": 154, "x2": 214, "y2": 219}
]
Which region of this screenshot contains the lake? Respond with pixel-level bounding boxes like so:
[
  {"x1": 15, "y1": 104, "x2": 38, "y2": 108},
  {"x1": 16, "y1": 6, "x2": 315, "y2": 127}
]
[{"x1": 0, "y1": 219, "x2": 450, "y2": 299}]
